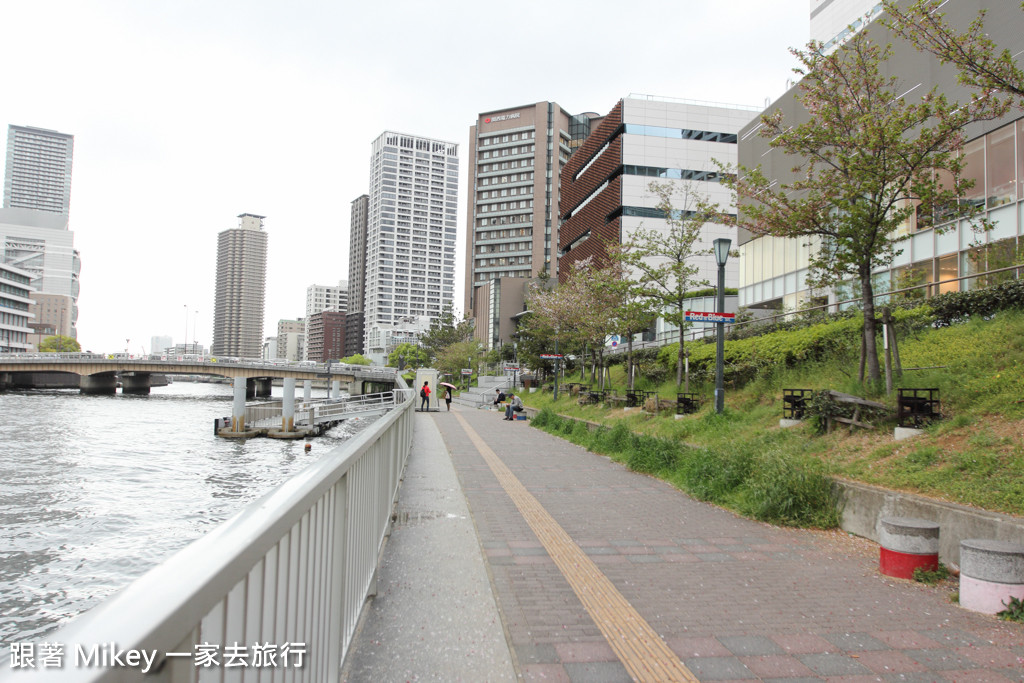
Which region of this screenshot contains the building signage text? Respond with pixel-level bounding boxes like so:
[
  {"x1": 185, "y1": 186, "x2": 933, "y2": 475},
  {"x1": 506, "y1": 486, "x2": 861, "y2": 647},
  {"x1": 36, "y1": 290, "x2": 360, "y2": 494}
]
[{"x1": 484, "y1": 113, "x2": 521, "y2": 124}]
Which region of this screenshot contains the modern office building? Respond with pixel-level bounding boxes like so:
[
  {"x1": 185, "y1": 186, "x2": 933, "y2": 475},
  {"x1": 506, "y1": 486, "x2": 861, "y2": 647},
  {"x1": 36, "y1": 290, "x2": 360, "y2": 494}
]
[
  {"x1": 307, "y1": 310, "x2": 346, "y2": 362},
  {"x1": 559, "y1": 95, "x2": 757, "y2": 342},
  {"x1": 344, "y1": 312, "x2": 364, "y2": 358},
  {"x1": 811, "y1": 0, "x2": 883, "y2": 53},
  {"x1": 464, "y1": 102, "x2": 601, "y2": 349},
  {"x1": 0, "y1": 261, "x2": 34, "y2": 352},
  {"x1": 1, "y1": 125, "x2": 80, "y2": 339},
  {"x1": 737, "y1": 2, "x2": 1024, "y2": 315},
  {"x1": 3, "y1": 125, "x2": 74, "y2": 215},
  {"x1": 211, "y1": 213, "x2": 267, "y2": 358},
  {"x1": 363, "y1": 131, "x2": 458, "y2": 364},
  {"x1": 0, "y1": 208, "x2": 80, "y2": 338}
]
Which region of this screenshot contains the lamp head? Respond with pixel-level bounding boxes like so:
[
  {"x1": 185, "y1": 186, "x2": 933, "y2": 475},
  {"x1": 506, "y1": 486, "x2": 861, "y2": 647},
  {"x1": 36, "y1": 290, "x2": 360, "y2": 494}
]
[{"x1": 713, "y1": 238, "x2": 732, "y2": 266}]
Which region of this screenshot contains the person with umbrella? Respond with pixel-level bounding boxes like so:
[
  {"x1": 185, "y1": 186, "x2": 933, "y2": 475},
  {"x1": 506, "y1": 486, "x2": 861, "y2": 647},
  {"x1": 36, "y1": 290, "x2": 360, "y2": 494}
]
[{"x1": 439, "y1": 381, "x2": 457, "y2": 412}]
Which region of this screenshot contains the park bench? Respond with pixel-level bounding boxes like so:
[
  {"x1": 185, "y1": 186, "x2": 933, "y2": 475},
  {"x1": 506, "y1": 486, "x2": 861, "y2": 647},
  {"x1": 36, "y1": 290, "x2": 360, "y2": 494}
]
[
  {"x1": 897, "y1": 388, "x2": 940, "y2": 428},
  {"x1": 782, "y1": 388, "x2": 812, "y2": 420},
  {"x1": 676, "y1": 392, "x2": 702, "y2": 415},
  {"x1": 823, "y1": 390, "x2": 889, "y2": 432}
]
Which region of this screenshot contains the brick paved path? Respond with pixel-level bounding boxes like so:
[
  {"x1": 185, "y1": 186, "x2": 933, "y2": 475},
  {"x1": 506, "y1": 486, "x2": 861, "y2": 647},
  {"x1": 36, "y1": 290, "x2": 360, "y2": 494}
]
[{"x1": 432, "y1": 406, "x2": 1023, "y2": 682}]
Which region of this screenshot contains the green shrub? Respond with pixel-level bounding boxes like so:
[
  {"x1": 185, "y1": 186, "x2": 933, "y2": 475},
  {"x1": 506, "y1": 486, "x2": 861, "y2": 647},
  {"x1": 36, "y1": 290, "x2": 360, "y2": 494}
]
[
  {"x1": 929, "y1": 279, "x2": 1024, "y2": 326},
  {"x1": 532, "y1": 408, "x2": 556, "y2": 428},
  {"x1": 627, "y1": 434, "x2": 680, "y2": 473},
  {"x1": 683, "y1": 447, "x2": 751, "y2": 502},
  {"x1": 738, "y1": 451, "x2": 840, "y2": 527}
]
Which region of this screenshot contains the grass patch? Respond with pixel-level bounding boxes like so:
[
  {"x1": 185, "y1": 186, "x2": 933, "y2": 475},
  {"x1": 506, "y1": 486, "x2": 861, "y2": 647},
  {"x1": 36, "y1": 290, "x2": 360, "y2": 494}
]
[{"x1": 522, "y1": 310, "x2": 1024, "y2": 517}]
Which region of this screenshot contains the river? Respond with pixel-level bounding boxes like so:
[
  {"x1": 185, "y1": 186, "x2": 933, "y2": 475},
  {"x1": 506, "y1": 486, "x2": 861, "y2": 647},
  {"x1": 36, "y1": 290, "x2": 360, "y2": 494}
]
[{"x1": 0, "y1": 381, "x2": 370, "y2": 644}]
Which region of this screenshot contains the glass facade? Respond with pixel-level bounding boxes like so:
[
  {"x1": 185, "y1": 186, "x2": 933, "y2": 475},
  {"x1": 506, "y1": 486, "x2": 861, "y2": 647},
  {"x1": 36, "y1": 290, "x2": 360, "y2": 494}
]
[{"x1": 740, "y1": 119, "x2": 1024, "y2": 310}]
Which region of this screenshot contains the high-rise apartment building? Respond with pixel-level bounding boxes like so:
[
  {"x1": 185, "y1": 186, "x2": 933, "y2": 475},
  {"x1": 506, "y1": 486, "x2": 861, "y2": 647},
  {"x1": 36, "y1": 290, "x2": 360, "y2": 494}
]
[
  {"x1": 560, "y1": 96, "x2": 756, "y2": 342},
  {"x1": 211, "y1": 213, "x2": 267, "y2": 358},
  {"x1": 307, "y1": 311, "x2": 347, "y2": 362},
  {"x1": 363, "y1": 131, "x2": 458, "y2": 364},
  {"x1": 303, "y1": 280, "x2": 347, "y2": 360},
  {"x1": 346, "y1": 195, "x2": 369, "y2": 357},
  {"x1": 3, "y1": 125, "x2": 74, "y2": 215},
  {"x1": 464, "y1": 102, "x2": 601, "y2": 349}
]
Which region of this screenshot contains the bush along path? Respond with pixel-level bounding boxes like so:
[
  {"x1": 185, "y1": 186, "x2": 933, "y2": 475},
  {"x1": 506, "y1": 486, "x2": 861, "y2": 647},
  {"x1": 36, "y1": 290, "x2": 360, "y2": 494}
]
[{"x1": 530, "y1": 408, "x2": 841, "y2": 529}]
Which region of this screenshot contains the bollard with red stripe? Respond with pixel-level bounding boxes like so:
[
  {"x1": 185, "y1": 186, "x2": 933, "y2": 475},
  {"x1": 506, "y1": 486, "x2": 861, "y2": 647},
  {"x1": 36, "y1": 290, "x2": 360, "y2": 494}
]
[
  {"x1": 959, "y1": 539, "x2": 1024, "y2": 615},
  {"x1": 878, "y1": 517, "x2": 940, "y2": 580}
]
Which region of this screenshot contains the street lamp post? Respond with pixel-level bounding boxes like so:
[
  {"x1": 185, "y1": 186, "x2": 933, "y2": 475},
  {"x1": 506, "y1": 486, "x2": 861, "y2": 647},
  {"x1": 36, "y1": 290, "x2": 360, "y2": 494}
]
[{"x1": 713, "y1": 238, "x2": 732, "y2": 415}]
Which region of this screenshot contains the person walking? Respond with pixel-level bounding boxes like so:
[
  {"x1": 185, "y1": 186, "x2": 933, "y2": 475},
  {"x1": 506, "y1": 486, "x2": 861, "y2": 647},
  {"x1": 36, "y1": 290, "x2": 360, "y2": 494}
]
[
  {"x1": 444, "y1": 387, "x2": 452, "y2": 412},
  {"x1": 420, "y1": 381, "x2": 431, "y2": 412}
]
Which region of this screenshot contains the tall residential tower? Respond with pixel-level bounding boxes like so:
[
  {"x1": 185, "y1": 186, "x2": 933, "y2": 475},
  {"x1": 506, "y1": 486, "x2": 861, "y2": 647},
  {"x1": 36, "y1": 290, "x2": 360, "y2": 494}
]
[
  {"x1": 211, "y1": 213, "x2": 267, "y2": 358},
  {"x1": 363, "y1": 132, "x2": 458, "y2": 364},
  {"x1": 3, "y1": 125, "x2": 74, "y2": 215}
]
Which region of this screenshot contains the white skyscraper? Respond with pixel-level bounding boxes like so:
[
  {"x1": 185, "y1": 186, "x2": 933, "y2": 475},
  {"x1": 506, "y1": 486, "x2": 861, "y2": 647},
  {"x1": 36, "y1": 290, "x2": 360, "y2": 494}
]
[{"x1": 363, "y1": 132, "x2": 458, "y2": 364}]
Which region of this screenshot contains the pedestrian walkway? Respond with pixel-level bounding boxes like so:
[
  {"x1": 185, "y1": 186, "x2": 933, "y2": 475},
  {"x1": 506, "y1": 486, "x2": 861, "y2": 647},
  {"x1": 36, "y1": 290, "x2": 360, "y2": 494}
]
[{"x1": 344, "y1": 405, "x2": 1024, "y2": 681}]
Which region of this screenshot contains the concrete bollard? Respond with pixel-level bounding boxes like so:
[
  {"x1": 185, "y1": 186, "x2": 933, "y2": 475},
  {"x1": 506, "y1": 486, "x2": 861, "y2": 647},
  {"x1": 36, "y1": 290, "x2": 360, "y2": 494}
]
[
  {"x1": 959, "y1": 539, "x2": 1024, "y2": 615},
  {"x1": 878, "y1": 517, "x2": 939, "y2": 580}
]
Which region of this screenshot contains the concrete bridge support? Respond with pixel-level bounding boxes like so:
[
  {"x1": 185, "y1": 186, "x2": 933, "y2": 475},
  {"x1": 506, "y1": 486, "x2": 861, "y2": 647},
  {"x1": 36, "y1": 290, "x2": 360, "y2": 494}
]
[
  {"x1": 331, "y1": 379, "x2": 341, "y2": 399},
  {"x1": 80, "y1": 373, "x2": 118, "y2": 395},
  {"x1": 255, "y1": 378, "x2": 273, "y2": 397},
  {"x1": 120, "y1": 373, "x2": 152, "y2": 395},
  {"x1": 234, "y1": 376, "x2": 247, "y2": 431},
  {"x1": 268, "y1": 378, "x2": 305, "y2": 439},
  {"x1": 303, "y1": 380, "x2": 312, "y2": 403}
]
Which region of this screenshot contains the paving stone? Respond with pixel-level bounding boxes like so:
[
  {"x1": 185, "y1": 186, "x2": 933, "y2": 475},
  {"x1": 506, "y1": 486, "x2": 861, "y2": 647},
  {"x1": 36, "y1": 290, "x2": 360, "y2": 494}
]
[
  {"x1": 772, "y1": 634, "x2": 838, "y2": 655},
  {"x1": 739, "y1": 654, "x2": 817, "y2": 678},
  {"x1": 563, "y1": 661, "x2": 632, "y2": 682},
  {"x1": 798, "y1": 653, "x2": 874, "y2": 676},
  {"x1": 825, "y1": 632, "x2": 890, "y2": 652},
  {"x1": 721, "y1": 635, "x2": 786, "y2": 656},
  {"x1": 850, "y1": 649, "x2": 929, "y2": 674},
  {"x1": 683, "y1": 656, "x2": 757, "y2": 680},
  {"x1": 904, "y1": 648, "x2": 979, "y2": 671}
]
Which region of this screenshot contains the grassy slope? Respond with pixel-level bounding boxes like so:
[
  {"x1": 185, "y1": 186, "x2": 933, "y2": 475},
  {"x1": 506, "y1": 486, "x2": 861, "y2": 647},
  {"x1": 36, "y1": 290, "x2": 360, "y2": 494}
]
[{"x1": 522, "y1": 311, "x2": 1024, "y2": 517}]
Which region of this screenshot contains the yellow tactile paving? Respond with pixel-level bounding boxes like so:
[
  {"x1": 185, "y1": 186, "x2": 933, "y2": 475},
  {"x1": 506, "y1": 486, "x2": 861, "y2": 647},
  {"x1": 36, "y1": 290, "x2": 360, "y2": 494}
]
[{"x1": 453, "y1": 412, "x2": 698, "y2": 683}]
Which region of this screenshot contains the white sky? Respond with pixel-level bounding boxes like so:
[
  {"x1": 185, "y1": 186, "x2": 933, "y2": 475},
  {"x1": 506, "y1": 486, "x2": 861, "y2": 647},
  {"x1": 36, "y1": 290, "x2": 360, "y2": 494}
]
[{"x1": 1, "y1": 0, "x2": 808, "y2": 355}]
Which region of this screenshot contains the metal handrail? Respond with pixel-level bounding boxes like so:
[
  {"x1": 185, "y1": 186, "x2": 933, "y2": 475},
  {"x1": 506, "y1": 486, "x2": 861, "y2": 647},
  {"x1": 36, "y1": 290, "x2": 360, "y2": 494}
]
[{"x1": 27, "y1": 380, "x2": 416, "y2": 682}]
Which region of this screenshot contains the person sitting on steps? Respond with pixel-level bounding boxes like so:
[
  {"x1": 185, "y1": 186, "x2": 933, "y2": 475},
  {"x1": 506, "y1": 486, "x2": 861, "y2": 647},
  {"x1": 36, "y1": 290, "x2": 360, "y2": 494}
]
[
  {"x1": 504, "y1": 393, "x2": 523, "y2": 420},
  {"x1": 493, "y1": 387, "x2": 506, "y2": 406}
]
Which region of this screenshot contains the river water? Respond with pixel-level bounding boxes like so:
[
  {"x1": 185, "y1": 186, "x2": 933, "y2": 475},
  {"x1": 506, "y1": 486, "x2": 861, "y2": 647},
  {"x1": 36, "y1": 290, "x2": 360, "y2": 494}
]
[{"x1": 0, "y1": 381, "x2": 370, "y2": 644}]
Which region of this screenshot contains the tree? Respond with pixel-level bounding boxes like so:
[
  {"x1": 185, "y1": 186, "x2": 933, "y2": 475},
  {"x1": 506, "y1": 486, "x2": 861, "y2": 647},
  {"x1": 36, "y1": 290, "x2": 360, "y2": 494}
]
[
  {"x1": 725, "y1": 28, "x2": 1007, "y2": 384},
  {"x1": 884, "y1": 1, "x2": 1024, "y2": 102},
  {"x1": 419, "y1": 303, "x2": 474, "y2": 361},
  {"x1": 597, "y1": 242, "x2": 657, "y2": 390},
  {"x1": 434, "y1": 339, "x2": 483, "y2": 385},
  {"x1": 340, "y1": 353, "x2": 372, "y2": 366},
  {"x1": 621, "y1": 181, "x2": 724, "y2": 390},
  {"x1": 39, "y1": 335, "x2": 81, "y2": 353},
  {"x1": 387, "y1": 343, "x2": 429, "y2": 371}
]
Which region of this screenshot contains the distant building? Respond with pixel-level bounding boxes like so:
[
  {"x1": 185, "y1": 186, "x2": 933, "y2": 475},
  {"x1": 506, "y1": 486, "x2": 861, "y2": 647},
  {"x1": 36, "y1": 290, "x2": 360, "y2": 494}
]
[
  {"x1": 211, "y1": 213, "x2": 267, "y2": 358},
  {"x1": 304, "y1": 280, "x2": 347, "y2": 359},
  {"x1": 348, "y1": 195, "x2": 368, "y2": 331},
  {"x1": 1, "y1": 124, "x2": 80, "y2": 339},
  {"x1": 344, "y1": 311, "x2": 364, "y2": 359},
  {"x1": 363, "y1": 132, "x2": 458, "y2": 364},
  {"x1": 0, "y1": 261, "x2": 34, "y2": 352},
  {"x1": 465, "y1": 102, "x2": 601, "y2": 349},
  {"x1": 307, "y1": 310, "x2": 347, "y2": 362},
  {"x1": 276, "y1": 318, "x2": 304, "y2": 361},
  {"x1": 29, "y1": 292, "x2": 73, "y2": 350},
  {"x1": 811, "y1": 0, "x2": 883, "y2": 53},
  {"x1": 366, "y1": 315, "x2": 430, "y2": 363},
  {"x1": 150, "y1": 335, "x2": 173, "y2": 355},
  {"x1": 4, "y1": 125, "x2": 74, "y2": 215}
]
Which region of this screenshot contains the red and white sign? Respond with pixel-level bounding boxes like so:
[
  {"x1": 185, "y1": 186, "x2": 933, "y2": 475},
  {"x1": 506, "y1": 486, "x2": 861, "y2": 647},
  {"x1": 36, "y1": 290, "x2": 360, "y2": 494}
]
[
  {"x1": 685, "y1": 311, "x2": 735, "y2": 324},
  {"x1": 540, "y1": 353, "x2": 563, "y2": 359}
]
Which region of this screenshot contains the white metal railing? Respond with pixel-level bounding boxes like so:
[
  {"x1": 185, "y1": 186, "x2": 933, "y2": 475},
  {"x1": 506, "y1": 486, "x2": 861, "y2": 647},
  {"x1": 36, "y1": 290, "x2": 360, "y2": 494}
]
[
  {"x1": 15, "y1": 382, "x2": 416, "y2": 682},
  {"x1": 245, "y1": 392, "x2": 407, "y2": 429}
]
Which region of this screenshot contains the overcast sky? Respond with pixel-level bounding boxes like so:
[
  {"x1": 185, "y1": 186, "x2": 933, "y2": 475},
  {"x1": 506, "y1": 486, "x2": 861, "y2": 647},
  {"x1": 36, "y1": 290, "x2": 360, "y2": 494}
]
[{"x1": 1, "y1": 0, "x2": 808, "y2": 355}]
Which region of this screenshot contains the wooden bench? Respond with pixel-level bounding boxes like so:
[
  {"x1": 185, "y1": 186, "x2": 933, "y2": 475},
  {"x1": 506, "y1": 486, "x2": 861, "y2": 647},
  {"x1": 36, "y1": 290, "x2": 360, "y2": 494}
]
[{"x1": 824, "y1": 390, "x2": 889, "y2": 432}]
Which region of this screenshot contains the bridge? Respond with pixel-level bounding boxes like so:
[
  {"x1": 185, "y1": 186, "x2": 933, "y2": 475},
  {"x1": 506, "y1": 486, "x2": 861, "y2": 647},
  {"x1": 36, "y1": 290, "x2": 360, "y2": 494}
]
[{"x1": 0, "y1": 353, "x2": 397, "y2": 397}]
